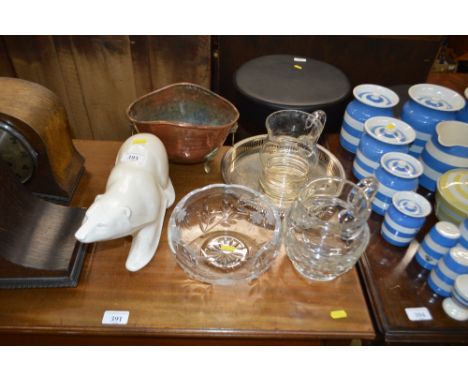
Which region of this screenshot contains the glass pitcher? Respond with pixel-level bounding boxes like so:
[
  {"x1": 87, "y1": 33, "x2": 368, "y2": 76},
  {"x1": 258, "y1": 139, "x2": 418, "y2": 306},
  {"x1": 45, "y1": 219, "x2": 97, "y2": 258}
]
[
  {"x1": 259, "y1": 109, "x2": 326, "y2": 210},
  {"x1": 285, "y1": 176, "x2": 378, "y2": 281}
]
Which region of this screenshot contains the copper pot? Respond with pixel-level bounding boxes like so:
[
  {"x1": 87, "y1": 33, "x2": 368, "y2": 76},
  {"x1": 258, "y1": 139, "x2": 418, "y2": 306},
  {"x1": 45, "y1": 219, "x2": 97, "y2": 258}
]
[{"x1": 127, "y1": 83, "x2": 239, "y2": 164}]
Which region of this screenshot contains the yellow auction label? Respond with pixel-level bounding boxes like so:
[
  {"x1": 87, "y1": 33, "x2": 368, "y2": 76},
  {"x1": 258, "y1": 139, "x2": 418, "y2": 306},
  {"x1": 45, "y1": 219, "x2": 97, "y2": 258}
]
[
  {"x1": 132, "y1": 138, "x2": 147, "y2": 144},
  {"x1": 330, "y1": 310, "x2": 348, "y2": 319},
  {"x1": 220, "y1": 245, "x2": 236, "y2": 252}
]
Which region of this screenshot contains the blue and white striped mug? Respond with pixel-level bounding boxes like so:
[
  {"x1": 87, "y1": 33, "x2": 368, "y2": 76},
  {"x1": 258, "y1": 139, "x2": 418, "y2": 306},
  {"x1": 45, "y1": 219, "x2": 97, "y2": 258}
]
[
  {"x1": 415, "y1": 221, "x2": 460, "y2": 270},
  {"x1": 372, "y1": 152, "x2": 423, "y2": 215},
  {"x1": 428, "y1": 246, "x2": 468, "y2": 297},
  {"x1": 353, "y1": 116, "x2": 415, "y2": 180},
  {"x1": 381, "y1": 191, "x2": 431, "y2": 247},
  {"x1": 339, "y1": 84, "x2": 398, "y2": 154}
]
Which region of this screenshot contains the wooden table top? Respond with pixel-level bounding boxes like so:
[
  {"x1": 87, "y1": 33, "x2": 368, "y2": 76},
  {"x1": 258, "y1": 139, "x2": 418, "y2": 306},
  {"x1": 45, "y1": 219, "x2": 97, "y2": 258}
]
[
  {"x1": 0, "y1": 139, "x2": 375, "y2": 345},
  {"x1": 327, "y1": 135, "x2": 468, "y2": 344}
]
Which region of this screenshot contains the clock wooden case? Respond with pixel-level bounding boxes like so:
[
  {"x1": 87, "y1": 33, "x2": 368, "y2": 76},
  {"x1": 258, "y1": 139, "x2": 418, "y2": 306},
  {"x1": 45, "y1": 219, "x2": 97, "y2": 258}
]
[
  {"x1": 0, "y1": 156, "x2": 87, "y2": 288},
  {"x1": 0, "y1": 77, "x2": 84, "y2": 204}
]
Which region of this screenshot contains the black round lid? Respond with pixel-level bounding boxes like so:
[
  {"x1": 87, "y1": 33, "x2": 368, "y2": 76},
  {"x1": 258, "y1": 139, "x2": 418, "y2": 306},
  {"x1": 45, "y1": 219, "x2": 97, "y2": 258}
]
[{"x1": 234, "y1": 54, "x2": 350, "y2": 109}]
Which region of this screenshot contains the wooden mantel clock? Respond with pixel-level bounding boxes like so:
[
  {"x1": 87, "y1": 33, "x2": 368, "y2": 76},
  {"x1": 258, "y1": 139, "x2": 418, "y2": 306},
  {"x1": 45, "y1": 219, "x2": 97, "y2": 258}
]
[
  {"x1": 0, "y1": 77, "x2": 88, "y2": 288},
  {"x1": 0, "y1": 77, "x2": 84, "y2": 204}
]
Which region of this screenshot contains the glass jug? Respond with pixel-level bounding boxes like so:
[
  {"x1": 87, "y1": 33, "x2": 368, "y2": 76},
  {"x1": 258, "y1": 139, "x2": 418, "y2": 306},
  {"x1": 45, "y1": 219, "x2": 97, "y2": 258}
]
[
  {"x1": 259, "y1": 109, "x2": 326, "y2": 210},
  {"x1": 285, "y1": 176, "x2": 378, "y2": 281}
]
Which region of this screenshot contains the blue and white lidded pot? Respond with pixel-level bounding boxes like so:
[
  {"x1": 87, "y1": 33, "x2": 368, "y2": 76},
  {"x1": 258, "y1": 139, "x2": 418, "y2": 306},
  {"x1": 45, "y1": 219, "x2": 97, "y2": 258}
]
[
  {"x1": 353, "y1": 116, "x2": 416, "y2": 180},
  {"x1": 420, "y1": 120, "x2": 468, "y2": 192},
  {"x1": 339, "y1": 84, "x2": 399, "y2": 154},
  {"x1": 442, "y1": 274, "x2": 468, "y2": 321},
  {"x1": 381, "y1": 191, "x2": 431, "y2": 247},
  {"x1": 456, "y1": 88, "x2": 468, "y2": 123},
  {"x1": 428, "y1": 245, "x2": 468, "y2": 297},
  {"x1": 372, "y1": 152, "x2": 423, "y2": 215},
  {"x1": 459, "y1": 219, "x2": 468, "y2": 249},
  {"x1": 415, "y1": 221, "x2": 460, "y2": 270},
  {"x1": 401, "y1": 84, "x2": 465, "y2": 157}
]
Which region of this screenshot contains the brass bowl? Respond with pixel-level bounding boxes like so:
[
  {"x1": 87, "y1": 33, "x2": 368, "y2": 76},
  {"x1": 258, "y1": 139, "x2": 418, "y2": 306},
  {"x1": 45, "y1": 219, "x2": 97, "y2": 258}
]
[{"x1": 127, "y1": 82, "x2": 239, "y2": 164}]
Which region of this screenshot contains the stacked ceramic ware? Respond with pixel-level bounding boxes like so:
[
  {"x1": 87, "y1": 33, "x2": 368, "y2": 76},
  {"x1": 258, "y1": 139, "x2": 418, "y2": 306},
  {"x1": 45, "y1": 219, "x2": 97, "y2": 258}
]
[
  {"x1": 442, "y1": 274, "x2": 468, "y2": 321},
  {"x1": 352, "y1": 116, "x2": 416, "y2": 180},
  {"x1": 380, "y1": 191, "x2": 432, "y2": 247},
  {"x1": 372, "y1": 152, "x2": 423, "y2": 215},
  {"x1": 415, "y1": 221, "x2": 460, "y2": 270},
  {"x1": 339, "y1": 84, "x2": 399, "y2": 153},
  {"x1": 427, "y1": 219, "x2": 468, "y2": 297},
  {"x1": 428, "y1": 245, "x2": 468, "y2": 297},
  {"x1": 401, "y1": 83, "x2": 466, "y2": 157}
]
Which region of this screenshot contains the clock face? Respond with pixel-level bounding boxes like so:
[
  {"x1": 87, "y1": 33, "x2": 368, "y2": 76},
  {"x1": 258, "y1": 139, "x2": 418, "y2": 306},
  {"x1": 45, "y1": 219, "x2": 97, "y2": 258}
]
[{"x1": 0, "y1": 120, "x2": 36, "y2": 183}]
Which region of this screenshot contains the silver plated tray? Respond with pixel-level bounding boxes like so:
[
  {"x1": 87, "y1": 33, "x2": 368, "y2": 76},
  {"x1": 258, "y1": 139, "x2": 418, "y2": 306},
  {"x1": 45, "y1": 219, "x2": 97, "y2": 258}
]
[{"x1": 221, "y1": 135, "x2": 346, "y2": 191}]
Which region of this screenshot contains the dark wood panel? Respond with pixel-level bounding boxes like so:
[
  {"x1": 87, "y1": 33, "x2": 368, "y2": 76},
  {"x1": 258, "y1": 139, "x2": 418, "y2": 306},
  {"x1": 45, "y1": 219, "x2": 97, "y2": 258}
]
[
  {"x1": 148, "y1": 36, "x2": 211, "y2": 89},
  {"x1": 0, "y1": 37, "x2": 15, "y2": 77},
  {"x1": 129, "y1": 36, "x2": 154, "y2": 98},
  {"x1": 69, "y1": 36, "x2": 137, "y2": 140},
  {"x1": 52, "y1": 36, "x2": 94, "y2": 139}
]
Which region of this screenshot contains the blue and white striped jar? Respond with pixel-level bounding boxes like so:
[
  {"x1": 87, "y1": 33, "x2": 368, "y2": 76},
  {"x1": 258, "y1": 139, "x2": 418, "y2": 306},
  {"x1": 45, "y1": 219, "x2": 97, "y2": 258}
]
[
  {"x1": 339, "y1": 84, "x2": 399, "y2": 154},
  {"x1": 353, "y1": 116, "x2": 416, "y2": 180},
  {"x1": 381, "y1": 191, "x2": 432, "y2": 247},
  {"x1": 459, "y1": 219, "x2": 468, "y2": 249},
  {"x1": 401, "y1": 84, "x2": 465, "y2": 157},
  {"x1": 372, "y1": 152, "x2": 423, "y2": 215},
  {"x1": 419, "y1": 121, "x2": 468, "y2": 192},
  {"x1": 442, "y1": 274, "x2": 468, "y2": 321},
  {"x1": 428, "y1": 246, "x2": 468, "y2": 297},
  {"x1": 456, "y1": 88, "x2": 468, "y2": 123},
  {"x1": 415, "y1": 221, "x2": 460, "y2": 270}
]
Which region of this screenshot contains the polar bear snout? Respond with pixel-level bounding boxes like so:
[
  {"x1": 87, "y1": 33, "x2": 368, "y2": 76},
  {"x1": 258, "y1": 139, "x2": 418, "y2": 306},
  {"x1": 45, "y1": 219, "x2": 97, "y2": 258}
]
[{"x1": 75, "y1": 221, "x2": 93, "y2": 243}]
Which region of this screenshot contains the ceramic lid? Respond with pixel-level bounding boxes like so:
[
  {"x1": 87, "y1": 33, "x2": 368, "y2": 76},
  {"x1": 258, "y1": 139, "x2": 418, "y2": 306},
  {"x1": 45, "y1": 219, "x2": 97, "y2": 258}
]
[
  {"x1": 437, "y1": 169, "x2": 468, "y2": 215},
  {"x1": 435, "y1": 221, "x2": 461, "y2": 239},
  {"x1": 381, "y1": 152, "x2": 423, "y2": 179},
  {"x1": 392, "y1": 191, "x2": 432, "y2": 218},
  {"x1": 408, "y1": 83, "x2": 466, "y2": 112},
  {"x1": 353, "y1": 84, "x2": 399, "y2": 108},
  {"x1": 364, "y1": 116, "x2": 416, "y2": 145}
]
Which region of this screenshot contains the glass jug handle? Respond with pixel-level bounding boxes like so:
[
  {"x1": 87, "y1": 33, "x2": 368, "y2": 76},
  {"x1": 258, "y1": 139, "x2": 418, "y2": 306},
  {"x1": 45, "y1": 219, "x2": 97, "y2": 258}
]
[
  {"x1": 347, "y1": 176, "x2": 378, "y2": 209},
  {"x1": 305, "y1": 110, "x2": 326, "y2": 140},
  {"x1": 356, "y1": 176, "x2": 379, "y2": 204}
]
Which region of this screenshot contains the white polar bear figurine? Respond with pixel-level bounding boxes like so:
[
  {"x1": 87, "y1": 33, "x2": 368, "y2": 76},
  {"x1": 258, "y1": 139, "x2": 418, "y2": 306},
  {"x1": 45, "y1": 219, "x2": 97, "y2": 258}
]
[{"x1": 75, "y1": 133, "x2": 175, "y2": 272}]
